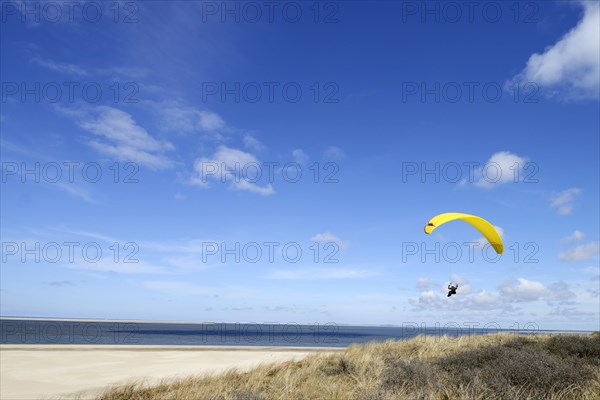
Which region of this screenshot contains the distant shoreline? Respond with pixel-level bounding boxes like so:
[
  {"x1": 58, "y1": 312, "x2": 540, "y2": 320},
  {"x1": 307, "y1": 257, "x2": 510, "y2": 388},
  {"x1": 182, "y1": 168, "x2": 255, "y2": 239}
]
[
  {"x1": 0, "y1": 344, "x2": 344, "y2": 351},
  {"x1": 0, "y1": 316, "x2": 595, "y2": 333},
  {"x1": 1, "y1": 316, "x2": 398, "y2": 326}
]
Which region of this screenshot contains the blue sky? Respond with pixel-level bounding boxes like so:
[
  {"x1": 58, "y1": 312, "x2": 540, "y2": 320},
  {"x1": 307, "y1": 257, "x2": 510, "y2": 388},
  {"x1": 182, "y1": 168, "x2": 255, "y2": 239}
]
[{"x1": 1, "y1": 1, "x2": 599, "y2": 331}]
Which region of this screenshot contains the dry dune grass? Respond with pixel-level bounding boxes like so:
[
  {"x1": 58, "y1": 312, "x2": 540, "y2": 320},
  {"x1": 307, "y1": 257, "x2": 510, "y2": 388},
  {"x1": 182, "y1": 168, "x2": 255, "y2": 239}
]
[{"x1": 96, "y1": 332, "x2": 600, "y2": 400}]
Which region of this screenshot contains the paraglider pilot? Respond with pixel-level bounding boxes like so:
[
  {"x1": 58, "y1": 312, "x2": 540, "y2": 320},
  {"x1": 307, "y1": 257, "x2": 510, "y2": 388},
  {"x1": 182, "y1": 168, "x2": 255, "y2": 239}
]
[{"x1": 447, "y1": 283, "x2": 458, "y2": 297}]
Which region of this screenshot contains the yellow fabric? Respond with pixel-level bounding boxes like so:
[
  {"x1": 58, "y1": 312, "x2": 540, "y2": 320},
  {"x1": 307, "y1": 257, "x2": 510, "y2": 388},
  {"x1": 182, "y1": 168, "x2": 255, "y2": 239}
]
[{"x1": 424, "y1": 212, "x2": 504, "y2": 254}]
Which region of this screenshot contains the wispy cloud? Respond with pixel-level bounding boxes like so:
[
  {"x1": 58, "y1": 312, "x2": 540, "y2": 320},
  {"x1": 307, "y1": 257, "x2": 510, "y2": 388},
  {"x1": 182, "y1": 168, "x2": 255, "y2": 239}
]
[
  {"x1": 471, "y1": 151, "x2": 528, "y2": 188},
  {"x1": 153, "y1": 101, "x2": 226, "y2": 135},
  {"x1": 66, "y1": 106, "x2": 175, "y2": 170},
  {"x1": 549, "y1": 306, "x2": 595, "y2": 318},
  {"x1": 508, "y1": 1, "x2": 600, "y2": 100},
  {"x1": 31, "y1": 57, "x2": 148, "y2": 79},
  {"x1": 243, "y1": 135, "x2": 265, "y2": 151},
  {"x1": 311, "y1": 231, "x2": 350, "y2": 250},
  {"x1": 292, "y1": 149, "x2": 308, "y2": 164},
  {"x1": 267, "y1": 268, "x2": 375, "y2": 280},
  {"x1": 323, "y1": 146, "x2": 346, "y2": 161},
  {"x1": 141, "y1": 280, "x2": 214, "y2": 295},
  {"x1": 498, "y1": 278, "x2": 548, "y2": 302},
  {"x1": 97, "y1": 66, "x2": 149, "y2": 79},
  {"x1": 46, "y1": 280, "x2": 75, "y2": 287},
  {"x1": 54, "y1": 228, "x2": 119, "y2": 244},
  {"x1": 41, "y1": 228, "x2": 224, "y2": 274},
  {"x1": 54, "y1": 182, "x2": 96, "y2": 204},
  {"x1": 551, "y1": 188, "x2": 581, "y2": 215},
  {"x1": 410, "y1": 276, "x2": 577, "y2": 312},
  {"x1": 30, "y1": 58, "x2": 89, "y2": 76},
  {"x1": 558, "y1": 242, "x2": 600, "y2": 261},
  {"x1": 563, "y1": 230, "x2": 585, "y2": 242},
  {"x1": 67, "y1": 259, "x2": 167, "y2": 275},
  {"x1": 229, "y1": 306, "x2": 254, "y2": 311},
  {"x1": 191, "y1": 146, "x2": 274, "y2": 195},
  {"x1": 416, "y1": 277, "x2": 430, "y2": 291},
  {"x1": 584, "y1": 266, "x2": 599, "y2": 281},
  {"x1": 499, "y1": 278, "x2": 576, "y2": 304}
]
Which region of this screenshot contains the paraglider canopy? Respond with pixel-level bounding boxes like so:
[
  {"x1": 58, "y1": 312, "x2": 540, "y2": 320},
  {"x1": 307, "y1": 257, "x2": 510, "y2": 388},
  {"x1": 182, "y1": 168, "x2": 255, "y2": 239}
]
[{"x1": 424, "y1": 212, "x2": 504, "y2": 254}]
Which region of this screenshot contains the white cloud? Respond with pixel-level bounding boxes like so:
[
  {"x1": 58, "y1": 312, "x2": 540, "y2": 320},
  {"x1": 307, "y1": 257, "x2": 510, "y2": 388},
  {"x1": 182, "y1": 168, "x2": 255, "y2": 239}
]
[
  {"x1": 498, "y1": 278, "x2": 576, "y2": 304},
  {"x1": 416, "y1": 290, "x2": 439, "y2": 305},
  {"x1": 267, "y1": 268, "x2": 375, "y2": 280},
  {"x1": 549, "y1": 306, "x2": 595, "y2": 318},
  {"x1": 141, "y1": 281, "x2": 213, "y2": 295},
  {"x1": 551, "y1": 188, "x2": 581, "y2": 215},
  {"x1": 98, "y1": 66, "x2": 149, "y2": 79},
  {"x1": 155, "y1": 101, "x2": 225, "y2": 134},
  {"x1": 509, "y1": 1, "x2": 599, "y2": 100},
  {"x1": 588, "y1": 289, "x2": 600, "y2": 298},
  {"x1": 323, "y1": 146, "x2": 346, "y2": 161},
  {"x1": 233, "y1": 179, "x2": 275, "y2": 196},
  {"x1": 563, "y1": 230, "x2": 585, "y2": 242},
  {"x1": 53, "y1": 228, "x2": 218, "y2": 266},
  {"x1": 584, "y1": 265, "x2": 600, "y2": 281},
  {"x1": 416, "y1": 277, "x2": 430, "y2": 291},
  {"x1": 292, "y1": 149, "x2": 308, "y2": 164},
  {"x1": 558, "y1": 242, "x2": 600, "y2": 261},
  {"x1": 191, "y1": 146, "x2": 274, "y2": 195},
  {"x1": 448, "y1": 274, "x2": 471, "y2": 294},
  {"x1": 163, "y1": 254, "x2": 218, "y2": 270},
  {"x1": 311, "y1": 231, "x2": 349, "y2": 250},
  {"x1": 545, "y1": 281, "x2": 577, "y2": 304},
  {"x1": 57, "y1": 229, "x2": 119, "y2": 244},
  {"x1": 473, "y1": 151, "x2": 528, "y2": 188},
  {"x1": 68, "y1": 259, "x2": 167, "y2": 275},
  {"x1": 471, "y1": 290, "x2": 498, "y2": 307},
  {"x1": 199, "y1": 111, "x2": 225, "y2": 131},
  {"x1": 499, "y1": 278, "x2": 546, "y2": 302},
  {"x1": 243, "y1": 135, "x2": 265, "y2": 151},
  {"x1": 410, "y1": 276, "x2": 577, "y2": 313},
  {"x1": 30, "y1": 58, "x2": 89, "y2": 76},
  {"x1": 409, "y1": 275, "x2": 506, "y2": 312},
  {"x1": 75, "y1": 106, "x2": 174, "y2": 170},
  {"x1": 31, "y1": 57, "x2": 148, "y2": 79},
  {"x1": 54, "y1": 182, "x2": 96, "y2": 204}
]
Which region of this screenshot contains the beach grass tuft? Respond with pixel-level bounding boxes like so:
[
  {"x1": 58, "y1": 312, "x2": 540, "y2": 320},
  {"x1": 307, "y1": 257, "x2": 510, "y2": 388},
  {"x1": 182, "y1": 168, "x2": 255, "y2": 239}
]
[{"x1": 96, "y1": 332, "x2": 600, "y2": 400}]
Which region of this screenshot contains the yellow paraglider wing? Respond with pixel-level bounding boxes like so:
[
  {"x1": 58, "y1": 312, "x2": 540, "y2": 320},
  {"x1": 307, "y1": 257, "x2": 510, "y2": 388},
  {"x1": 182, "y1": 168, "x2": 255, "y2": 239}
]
[{"x1": 424, "y1": 212, "x2": 504, "y2": 254}]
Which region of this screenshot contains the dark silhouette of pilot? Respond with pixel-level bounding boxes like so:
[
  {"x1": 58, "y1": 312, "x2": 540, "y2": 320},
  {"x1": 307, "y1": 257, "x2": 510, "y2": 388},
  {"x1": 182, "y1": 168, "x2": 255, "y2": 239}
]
[{"x1": 447, "y1": 283, "x2": 458, "y2": 297}]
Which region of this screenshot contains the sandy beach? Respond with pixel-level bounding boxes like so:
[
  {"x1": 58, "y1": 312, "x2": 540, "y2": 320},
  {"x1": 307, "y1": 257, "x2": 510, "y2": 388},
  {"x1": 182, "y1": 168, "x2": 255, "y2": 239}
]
[{"x1": 0, "y1": 345, "x2": 343, "y2": 400}]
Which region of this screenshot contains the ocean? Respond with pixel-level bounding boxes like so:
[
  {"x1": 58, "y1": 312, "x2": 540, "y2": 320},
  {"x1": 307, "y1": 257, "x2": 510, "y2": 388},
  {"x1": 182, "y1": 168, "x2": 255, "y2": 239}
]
[{"x1": 0, "y1": 319, "x2": 581, "y2": 347}]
